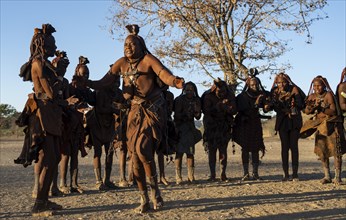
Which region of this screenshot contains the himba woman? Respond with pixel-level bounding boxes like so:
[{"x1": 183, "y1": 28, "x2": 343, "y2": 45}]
[
  {"x1": 336, "y1": 68, "x2": 346, "y2": 143},
  {"x1": 86, "y1": 24, "x2": 184, "y2": 213},
  {"x1": 202, "y1": 78, "x2": 237, "y2": 182},
  {"x1": 49, "y1": 50, "x2": 73, "y2": 196},
  {"x1": 173, "y1": 81, "x2": 202, "y2": 184},
  {"x1": 18, "y1": 24, "x2": 77, "y2": 216},
  {"x1": 111, "y1": 73, "x2": 132, "y2": 188},
  {"x1": 301, "y1": 75, "x2": 346, "y2": 185},
  {"x1": 336, "y1": 68, "x2": 346, "y2": 116},
  {"x1": 233, "y1": 69, "x2": 271, "y2": 181},
  {"x1": 156, "y1": 87, "x2": 175, "y2": 186},
  {"x1": 87, "y1": 65, "x2": 124, "y2": 190},
  {"x1": 271, "y1": 73, "x2": 305, "y2": 181},
  {"x1": 56, "y1": 56, "x2": 93, "y2": 195}
]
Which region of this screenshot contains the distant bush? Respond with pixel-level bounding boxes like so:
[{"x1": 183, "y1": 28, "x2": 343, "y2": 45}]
[{"x1": 0, "y1": 104, "x2": 24, "y2": 137}]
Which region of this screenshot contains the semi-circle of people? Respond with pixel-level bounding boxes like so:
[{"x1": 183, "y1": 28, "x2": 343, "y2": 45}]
[{"x1": 14, "y1": 23, "x2": 346, "y2": 216}]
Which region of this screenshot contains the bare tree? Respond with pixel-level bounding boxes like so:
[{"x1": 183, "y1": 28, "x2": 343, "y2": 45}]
[{"x1": 109, "y1": 0, "x2": 327, "y2": 87}]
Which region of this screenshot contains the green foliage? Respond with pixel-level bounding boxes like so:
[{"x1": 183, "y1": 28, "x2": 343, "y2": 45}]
[
  {"x1": 0, "y1": 104, "x2": 22, "y2": 136},
  {"x1": 0, "y1": 104, "x2": 17, "y2": 118}
]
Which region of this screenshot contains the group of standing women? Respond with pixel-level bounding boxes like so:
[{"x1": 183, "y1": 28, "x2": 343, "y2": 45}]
[
  {"x1": 16, "y1": 23, "x2": 181, "y2": 216},
  {"x1": 170, "y1": 68, "x2": 346, "y2": 187},
  {"x1": 231, "y1": 71, "x2": 345, "y2": 185},
  {"x1": 16, "y1": 23, "x2": 345, "y2": 217},
  {"x1": 183, "y1": 69, "x2": 345, "y2": 187}
]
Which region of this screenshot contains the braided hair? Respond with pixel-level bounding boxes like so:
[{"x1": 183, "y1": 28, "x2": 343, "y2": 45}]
[
  {"x1": 307, "y1": 75, "x2": 334, "y2": 96},
  {"x1": 51, "y1": 50, "x2": 70, "y2": 76},
  {"x1": 309, "y1": 75, "x2": 343, "y2": 117},
  {"x1": 74, "y1": 56, "x2": 90, "y2": 76},
  {"x1": 125, "y1": 24, "x2": 151, "y2": 55},
  {"x1": 182, "y1": 81, "x2": 200, "y2": 98},
  {"x1": 20, "y1": 24, "x2": 56, "y2": 82},
  {"x1": 210, "y1": 78, "x2": 229, "y2": 93},
  {"x1": 30, "y1": 24, "x2": 56, "y2": 61},
  {"x1": 271, "y1": 72, "x2": 295, "y2": 90},
  {"x1": 243, "y1": 68, "x2": 266, "y2": 93}
]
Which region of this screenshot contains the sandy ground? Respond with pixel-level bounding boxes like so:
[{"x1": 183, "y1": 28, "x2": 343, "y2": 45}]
[{"x1": 0, "y1": 136, "x2": 345, "y2": 220}]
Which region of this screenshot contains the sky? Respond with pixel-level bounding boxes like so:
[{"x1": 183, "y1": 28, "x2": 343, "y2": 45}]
[{"x1": 1, "y1": 0, "x2": 345, "y2": 111}]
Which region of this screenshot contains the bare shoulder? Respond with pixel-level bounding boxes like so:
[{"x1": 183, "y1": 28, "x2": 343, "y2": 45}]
[
  {"x1": 143, "y1": 53, "x2": 160, "y2": 63},
  {"x1": 142, "y1": 54, "x2": 164, "y2": 72},
  {"x1": 144, "y1": 53, "x2": 155, "y2": 60},
  {"x1": 325, "y1": 91, "x2": 336, "y2": 103},
  {"x1": 31, "y1": 59, "x2": 43, "y2": 73},
  {"x1": 31, "y1": 58, "x2": 43, "y2": 67},
  {"x1": 114, "y1": 57, "x2": 127, "y2": 65},
  {"x1": 326, "y1": 91, "x2": 334, "y2": 98},
  {"x1": 112, "y1": 57, "x2": 127, "y2": 73},
  {"x1": 78, "y1": 65, "x2": 88, "y2": 72}
]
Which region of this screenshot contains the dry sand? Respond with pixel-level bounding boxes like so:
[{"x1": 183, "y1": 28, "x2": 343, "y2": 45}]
[{"x1": 0, "y1": 136, "x2": 345, "y2": 219}]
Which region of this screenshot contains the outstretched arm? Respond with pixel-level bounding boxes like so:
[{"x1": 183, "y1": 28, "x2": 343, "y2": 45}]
[
  {"x1": 88, "y1": 59, "x2": 122, "y2": 90},
  {"x1": 88, "y1": 71, "x2": 119, "y2": 90},
  {"x1": 148, "y1": 54, "x2": 184, "y2": 89}
]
